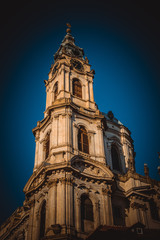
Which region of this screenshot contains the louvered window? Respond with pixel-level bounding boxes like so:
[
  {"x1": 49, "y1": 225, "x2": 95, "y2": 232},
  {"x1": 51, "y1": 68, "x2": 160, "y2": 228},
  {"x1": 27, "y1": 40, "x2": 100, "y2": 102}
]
[
  {"x1": 54, "y1": 82, "x2": 58, "y2": 100},
  {"x1": 73, "y1": 79, "x2": 82, "y2": 98},
  {"x1": 78, "y1": 126, "x2": 89, "y2": 154},
  {"x1": 111, "y1": 145, "x2": 120, "y2": 171}
]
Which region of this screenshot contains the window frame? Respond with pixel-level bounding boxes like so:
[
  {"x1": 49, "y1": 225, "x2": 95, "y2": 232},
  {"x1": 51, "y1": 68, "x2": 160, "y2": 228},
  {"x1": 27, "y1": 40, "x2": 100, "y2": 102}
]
[
  {"x1": 111, "y1": 144, "x2": 121, "y2": 171},
  {"x1": 73, "y1": 79, "x2": 82, "y2": 99},
  {"x1": 78, "y1": 126, "x2": 89, "y2": 154}
]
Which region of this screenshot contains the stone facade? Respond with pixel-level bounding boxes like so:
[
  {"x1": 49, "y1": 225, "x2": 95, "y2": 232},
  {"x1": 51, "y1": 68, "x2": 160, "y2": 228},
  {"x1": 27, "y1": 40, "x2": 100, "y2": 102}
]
[{"x1": 0, "y1": 25, "x2": 160, "y2": 240}]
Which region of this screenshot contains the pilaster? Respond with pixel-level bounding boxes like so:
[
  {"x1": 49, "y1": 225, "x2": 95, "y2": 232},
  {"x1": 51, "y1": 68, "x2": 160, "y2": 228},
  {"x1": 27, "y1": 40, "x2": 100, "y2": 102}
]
[{"x1": 46, "y1": 179, "x2": 58, "y2": 236}]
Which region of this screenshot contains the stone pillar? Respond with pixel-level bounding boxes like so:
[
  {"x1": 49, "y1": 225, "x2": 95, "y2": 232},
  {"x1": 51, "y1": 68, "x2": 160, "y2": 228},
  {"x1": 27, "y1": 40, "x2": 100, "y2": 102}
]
[
  {"x1": 66, "y1": 176, "x2": 74, "y2": 229},
  {"x1": 93, "y1": 201, "x2": 100, "y2": 228},
  {"x1": 88, "y1": 131, "x2": 95, "y2": 157},
  {"x1": 54, "y1": 115, "x2": 59, "y2": 146},
  {"x1": 101, "y1": 186, "x2": 113, "y2": 225},
  {"x1": 65, "y1": 113, "x2": 72, "y2": 147},
  {"x1": 34, "y1": 131, "x2": 40, "y2": 170},
  {"x1": 65, "y1": 70, "x2": 70, "y2": 92},
  {"x1": 26, "y1": 200, "x2": 35, "y2": 240},
  {"x1": 46, "y1": 179, "x2": 57, "y2": 236},
  {"x1": 96, "y1": 125, "x2": 105, "y2": 163},
  {"x1": 60, "y1": 178, "x2": 66, "y2": 226},
  {"x1": 73, "y1": 124, "x2": 79, "y2": 153},
  {"x1": 61, "y1": 65, "x2": 65, "y2": 92},
  {"x1": 75, "y1": 197, "x2": 81, "y2": 233},
  {"x1": 85, "y1": 76, "x2": 89, "y2": 101},
  {"x1": 89, "y1": 81, "x2": 94, "y2": 102}
]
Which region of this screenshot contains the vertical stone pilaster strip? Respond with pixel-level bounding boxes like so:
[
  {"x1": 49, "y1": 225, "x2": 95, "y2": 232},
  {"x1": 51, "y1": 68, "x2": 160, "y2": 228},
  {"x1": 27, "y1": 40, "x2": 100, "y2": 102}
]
[
  {"x1": 75, "y1": 197, "x2": 81, "y2": 232},
  {"x1": 66, "y1": 177, "x2": 74, "y2": 227},
  {"x1": 26, "y1": 200, "x2": 35, "y2": 240},
  {"x1": 34, "y1": 135, "x2": 39, "y2": 169},
  {"x1": 47, "y1": 180, "x2": 57, "y2": 228},
  {"x1": 106, "y1": 191, "x2": 113, "y2": 225},
  {"x1": 85, "y1": 76, "x2": 89, "y2": 101},
  {"x1": 89, "y1": 81, "x2": 94, "y2": 102},
  {"x1": 60, "y1": 178, "x2": 66, "y2": 225},
  {"x1": 66, "y1": 70, "x2": 70, "y2": 92},
  {"x1": 93, "y1": 202, "x2": 100, "y2": 228}
]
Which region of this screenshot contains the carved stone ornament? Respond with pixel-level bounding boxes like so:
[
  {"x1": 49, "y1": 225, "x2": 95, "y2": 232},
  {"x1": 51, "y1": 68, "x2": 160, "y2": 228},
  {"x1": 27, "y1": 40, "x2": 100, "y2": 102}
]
[
  {"x1": 71, "y1": 159, "x2": 110, "y2": 179},
  {"x1": 70, "y1": 59, "x2": 84, "y2": 72}
]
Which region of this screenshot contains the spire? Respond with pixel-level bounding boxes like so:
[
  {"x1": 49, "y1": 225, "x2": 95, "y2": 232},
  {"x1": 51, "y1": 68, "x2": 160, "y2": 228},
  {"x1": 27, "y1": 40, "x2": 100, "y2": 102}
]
[
  {"x1": 54, "y1": 23, "x2": 84, "y2": 61},
  {"x1": 66, "y1": 23, "x2": 71, "y2": 34}
]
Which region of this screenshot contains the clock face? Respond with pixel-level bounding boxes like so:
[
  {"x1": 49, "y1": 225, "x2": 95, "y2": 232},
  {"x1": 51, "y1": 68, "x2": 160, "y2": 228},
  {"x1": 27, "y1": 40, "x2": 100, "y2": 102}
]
[{"x1": 71, "y1": 59, "x2": 84, "y2": 71}]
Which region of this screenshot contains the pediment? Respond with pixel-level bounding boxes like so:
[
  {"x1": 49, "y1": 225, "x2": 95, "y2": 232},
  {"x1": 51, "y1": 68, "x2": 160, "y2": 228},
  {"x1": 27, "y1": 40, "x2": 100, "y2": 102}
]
[
  {"x1": 71, "y1": 156, "x2": 114, "y2": 180},
  {"x1": 24, "y1": 170, "x2": 46, "y2": 193}
]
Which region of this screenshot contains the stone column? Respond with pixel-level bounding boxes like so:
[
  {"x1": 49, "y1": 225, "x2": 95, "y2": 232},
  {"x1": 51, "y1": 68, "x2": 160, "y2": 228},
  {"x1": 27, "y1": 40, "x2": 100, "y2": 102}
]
[
  {"x1": 88, "y1": 131, "x2": 95, "y2": 157},
  {"x1": 75, "y1": 197, "x2": 81, "y2": 233},
  {"x1": 96, "y1": 125, "x2": 105, "y2": 163},
  {"x1": 93, "y1": 201, "x2": 100, "y2": 228},
  {"x1": 61, "y1": 65, "x2": 65, "y2": 92},
  {"x1": 101, "y1": 187, "x2": 113, "y2": 225},
  {"x1": 89, "y1": 81, "x2": 94, "y2": 102},
  {"x1": 65, "y1": 70, "x2": 70, "y2": 92},
  {"x1": 60, "y1": 178, "x2": 66, "y2": 226},
  {"x1": 46, "y1": 180, "x2": 57, "y2": 236},
  {"x1": 34, "y1": 131, "x2": 40, "y2": 170},
  {"x1": 66, "y1": 176, "x2": 74, "y2": 228},
  {"x1": 73, "y1": 124, "x2": 79, "y2": 154},
  {"x1": 85, "y1": 76, "x2": 89, "y2": 101},
  {"x1": 54, "y1": 115, "x2": 59, "y2": 146},
  {"x1": 26, "y1": 200, "x2": 35, "y2": 240}
]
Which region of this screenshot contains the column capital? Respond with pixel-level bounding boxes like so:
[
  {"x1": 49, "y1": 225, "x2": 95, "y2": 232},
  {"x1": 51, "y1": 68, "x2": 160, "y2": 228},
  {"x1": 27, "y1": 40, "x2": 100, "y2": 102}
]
[
  {"x1": 102, "y1": 187, "x2": 112, "y2": 196},
  {"x1": 48, "y1": 179, "x2": 58, "y2": 188}
]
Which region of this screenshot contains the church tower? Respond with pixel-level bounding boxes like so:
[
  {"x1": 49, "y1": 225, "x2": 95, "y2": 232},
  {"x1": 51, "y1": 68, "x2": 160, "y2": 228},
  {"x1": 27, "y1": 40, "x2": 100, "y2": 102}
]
[
  {"x1": 1, "y1": 24, "x2": 160, "y2": 240},
  {"x1": 24, "y1": 23, "x2": 113, "y2": 239}
]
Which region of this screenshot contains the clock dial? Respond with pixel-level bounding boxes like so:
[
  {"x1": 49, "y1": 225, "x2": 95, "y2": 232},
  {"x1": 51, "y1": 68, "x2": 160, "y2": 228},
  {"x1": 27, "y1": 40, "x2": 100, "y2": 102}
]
[{"x1": 71, "y1": 59, "x2": 84, "y2": 71}]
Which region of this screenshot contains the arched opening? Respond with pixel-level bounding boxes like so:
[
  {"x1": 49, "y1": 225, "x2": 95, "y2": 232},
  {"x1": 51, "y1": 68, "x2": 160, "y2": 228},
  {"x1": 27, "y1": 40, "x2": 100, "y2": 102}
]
[
  {"x1": 81, "y1": 195, "x2": 93, "y2": 232},
  {"x1": 111, "y1": 145, "x2": 120, "y2": 171},
  {"x1": 45, "y1": 133, "x2": 50, "y2": 159},
  {"x1": 54, "y1": 82, "x2": 58, "y2": 101},
  {"x1": 73, "y1": 79, "x2": 82, "y2": 98},
  {"x1": 40, "y1": 201, "x2": 46, "y2": 239},
  {"x1": 78, "y1": 126, "x2": 89, "y2": 154}
]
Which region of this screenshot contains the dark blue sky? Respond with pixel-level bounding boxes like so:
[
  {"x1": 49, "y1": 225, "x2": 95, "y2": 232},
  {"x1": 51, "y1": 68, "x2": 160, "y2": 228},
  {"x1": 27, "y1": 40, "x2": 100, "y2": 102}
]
[{"x1": 0, "y1": 1, "x2": 160, "y2": 225}]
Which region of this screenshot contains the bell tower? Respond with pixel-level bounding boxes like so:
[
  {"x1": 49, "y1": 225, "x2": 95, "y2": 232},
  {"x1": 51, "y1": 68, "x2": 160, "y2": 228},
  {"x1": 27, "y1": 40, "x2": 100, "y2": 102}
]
[
  {"x1": 32, "y1": 24, "x2": 106, "y2": 172},
  {"x1": 23, "y1": 24, "x2": 114, "y2": 240},
  {"x1": 45, "y1": 23, "x2": 96, "y2": 114}
]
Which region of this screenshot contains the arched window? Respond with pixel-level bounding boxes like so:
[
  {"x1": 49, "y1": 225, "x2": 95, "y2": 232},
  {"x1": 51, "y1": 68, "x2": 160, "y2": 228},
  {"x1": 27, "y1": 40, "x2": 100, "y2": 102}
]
[
  {"x1": 111, "y1": 145, "x2": 120, "y2": 171},
  {"x1": 81, "y1": 195, "x2": 93, "y2": 232},
  {"x1": 54, "y1": 82, "x2": 58, "y2": 100},
  {"x1": 78, "y1": 126, "x2": 89, "y2": 154},
  {"x1": 45, "y1": 133, "x2": 50, "y2": 159},
  {"x1": 73, "y1": 79, "x2": 82, "y2": 98},
  {"x1": 40, "y1": 201, "x2": 46, "y2": 239}
]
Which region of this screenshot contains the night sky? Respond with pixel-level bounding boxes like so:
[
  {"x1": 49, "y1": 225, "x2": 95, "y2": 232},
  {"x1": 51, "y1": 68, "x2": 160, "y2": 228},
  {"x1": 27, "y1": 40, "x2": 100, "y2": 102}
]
[{"x1": 0, "y1": 1, "x2": 160, "y2": 225}]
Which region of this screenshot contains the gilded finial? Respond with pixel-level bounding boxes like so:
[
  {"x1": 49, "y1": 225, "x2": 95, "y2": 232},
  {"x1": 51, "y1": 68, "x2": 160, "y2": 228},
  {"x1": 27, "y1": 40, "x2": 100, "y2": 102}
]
[{"x1": 66, "y1": 23, "x2": 71, "y2": 34}]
